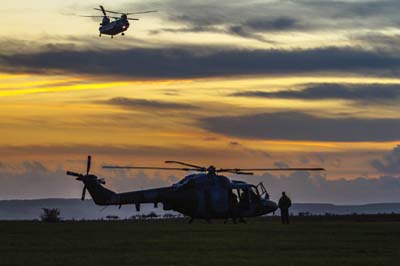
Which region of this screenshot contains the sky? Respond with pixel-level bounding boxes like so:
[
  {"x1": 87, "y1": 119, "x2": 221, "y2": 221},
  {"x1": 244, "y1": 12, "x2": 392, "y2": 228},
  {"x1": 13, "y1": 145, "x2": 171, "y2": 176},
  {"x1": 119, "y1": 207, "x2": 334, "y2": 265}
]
[{"x1": 1, "y1": 0, "x2": 400, "y2": 203}]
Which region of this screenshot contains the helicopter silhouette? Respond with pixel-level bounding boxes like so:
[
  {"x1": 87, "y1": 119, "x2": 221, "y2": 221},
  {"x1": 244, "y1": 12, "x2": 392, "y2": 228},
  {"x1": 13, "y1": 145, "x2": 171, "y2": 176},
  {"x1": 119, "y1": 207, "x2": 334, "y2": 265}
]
[
  {"x1": 80, "y1": 5, "x2": 157, "y2": 38},
  {"x1": 66, "y1": 156, "x2": 324, "y2": 223}
]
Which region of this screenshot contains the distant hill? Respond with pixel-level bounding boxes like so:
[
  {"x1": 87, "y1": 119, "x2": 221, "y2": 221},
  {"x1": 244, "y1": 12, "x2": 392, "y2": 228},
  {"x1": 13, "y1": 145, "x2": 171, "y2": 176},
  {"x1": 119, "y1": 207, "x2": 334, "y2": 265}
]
[
  {"x1": 1, "y1": 199, "x2": 400, "y2": 220},
  {"x1": 0, "y1": 199, "x2": 176, "y2": 220},
  {"x1": 291, "y1": 203, "x2": 400, "y2": 215}
]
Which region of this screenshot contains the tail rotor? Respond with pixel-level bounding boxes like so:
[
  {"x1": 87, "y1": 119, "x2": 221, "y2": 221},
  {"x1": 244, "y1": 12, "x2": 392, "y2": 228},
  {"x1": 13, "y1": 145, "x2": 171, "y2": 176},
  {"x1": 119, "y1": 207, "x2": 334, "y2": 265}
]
[
  {"x1": 66, "y1": 155, "x2": 103, "y2": 201},
  {"x1": 81, "y1": 185, "x2": 87, "y2": 201},
  {"x1": 86, "y1": 155, "x2": 91, "y2": 175}
]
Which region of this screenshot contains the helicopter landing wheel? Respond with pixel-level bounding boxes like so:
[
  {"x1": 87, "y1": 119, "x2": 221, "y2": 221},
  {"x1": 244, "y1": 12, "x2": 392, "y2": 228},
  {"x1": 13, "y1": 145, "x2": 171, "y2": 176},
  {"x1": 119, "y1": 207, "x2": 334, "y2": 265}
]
[
  {"x1": 122, "y1": 33, "x2": 125, "y2": 36},
  {"x1": 111, "y1": 35, "x2": 114, "y2": 39},
  {"x1": 99, "y1": 34, "x2": 102, "y2": 37}
]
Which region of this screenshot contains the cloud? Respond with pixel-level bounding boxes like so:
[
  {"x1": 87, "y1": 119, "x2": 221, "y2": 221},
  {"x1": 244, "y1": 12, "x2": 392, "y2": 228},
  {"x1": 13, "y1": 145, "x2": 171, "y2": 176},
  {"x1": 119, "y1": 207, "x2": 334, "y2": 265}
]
[
  {"x1": 103, "y1": 97, "x2": 197, "y2": 110},
  {"x1": 353, "y1": 33, "x2": 400, "y2": 52},
  {"x1": 150, "y1": 24, "x2": 275, "y2": 43},
  {"x1": 150, "y1": 16, "x2": 301, "y2": 42},
  {"x1": 244, "y1": 17, "x2": 306, "y2": 32},
  {"x1": 371, "y1": 145, "x2": 400, "y2": 174},
  {"x1": 252, "y1": 171, "x2": 400, "y2": 205},
  {"x1": 0, "y1": 161, "x2": 177, "y2": 200},
  {"x1": 2, "y1": 45, "x2": 400, "y2": 78},
  {"x1": 0, "y1": 161, "x2": 82, "y2": 200},
  {"x1": 229, "y1": 141, "x2": 241, "y2": 146},
  {"x1": 297, "y1": 0, "x2": 400, "y2": 19},
  {"x1": 231, "y1": 83, "x2": 400, "y2": 104},
  {"x1": 0, "y1": 144, "x2": 223, "y2": 158},
  {"x1": 274, "y1": 161, "x2": 290, "y2": 169},
  {"x1": 0, "y1": 143, "x2": 275, "y2": 165},
  {"x1": 130, "y1": 0, "x2": 400, "y2": 37},
  {"x1": 1, "y1": 160, "x2": 399, "y2": 204},
  {"x1": 226, "y1": 25, "x2": 274, "y2": 43},
  {"x1": 200, "y1": 112, "x2": 400, "y2": 142}
]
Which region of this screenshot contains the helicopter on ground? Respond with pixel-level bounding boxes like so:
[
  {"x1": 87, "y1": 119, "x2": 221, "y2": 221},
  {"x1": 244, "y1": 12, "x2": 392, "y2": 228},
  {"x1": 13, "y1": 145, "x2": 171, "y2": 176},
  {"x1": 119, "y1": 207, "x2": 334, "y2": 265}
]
[
  {"x1": 66, "y1": 156, "x2": 324, "y2": 223},
  {"x1": 81, "y1": 5, "x2": 157, "y2": 38}
]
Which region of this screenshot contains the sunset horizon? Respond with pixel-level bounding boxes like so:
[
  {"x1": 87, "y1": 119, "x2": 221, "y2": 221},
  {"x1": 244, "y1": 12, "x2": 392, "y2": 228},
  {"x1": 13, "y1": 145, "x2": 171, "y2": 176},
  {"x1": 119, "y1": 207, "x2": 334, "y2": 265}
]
[{"x1": 1, "y1": 0, "x2": 400, "y2": 204}]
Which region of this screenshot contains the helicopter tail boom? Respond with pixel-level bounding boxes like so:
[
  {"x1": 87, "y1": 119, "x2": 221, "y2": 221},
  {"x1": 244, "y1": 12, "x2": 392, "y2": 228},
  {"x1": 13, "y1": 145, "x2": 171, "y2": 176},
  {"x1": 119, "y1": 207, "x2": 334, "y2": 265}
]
[
  {"x1": 82, "y1": 177, "x2": 171, "y2": 208},
  {"x1": 71, "y1": 171, "x2": 172, "y2": 207},
  {"x1": 67, "y1": 156, "x2": 174, "y2": 208}
]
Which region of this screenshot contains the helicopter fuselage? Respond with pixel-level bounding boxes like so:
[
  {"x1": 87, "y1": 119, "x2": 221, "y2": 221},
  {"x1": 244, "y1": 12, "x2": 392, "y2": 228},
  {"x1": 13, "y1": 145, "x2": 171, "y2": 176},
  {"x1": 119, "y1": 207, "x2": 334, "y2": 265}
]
[
  {"x1": 82, "y1": 172, "x2": 278, "y2": 220},
  {"x1": 99, "y1": 18, "x2": 130, "y2": 36},
  {"x1": 68, "y1": 156, "x2": 322, "y2": 222},
  {"x1": 83, "y1": 5, "x2": 156, "y2": 38}
]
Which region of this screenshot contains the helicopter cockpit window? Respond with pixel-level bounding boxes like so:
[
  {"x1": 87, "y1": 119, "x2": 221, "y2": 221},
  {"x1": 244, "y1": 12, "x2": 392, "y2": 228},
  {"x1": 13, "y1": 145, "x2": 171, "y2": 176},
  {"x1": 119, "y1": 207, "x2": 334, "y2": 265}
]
[
  {"x1": 231, "y1": 189, "x2": 239, "y2": 203},
  {"x1": 174, "y1": 174, "x2": 198, "y2": 188},
  {"x1": 174, "y1": 175, "x2": 192, "y2": 187},
  {"x1": 250, "y1": 186, "x2": 260, "y2": 202},
  {"x1": 238, "y1": 188, "x2": 250, "y2": 209},
  {"x1": 176, "y1": 177, "x2": 188, "y2": 185}
]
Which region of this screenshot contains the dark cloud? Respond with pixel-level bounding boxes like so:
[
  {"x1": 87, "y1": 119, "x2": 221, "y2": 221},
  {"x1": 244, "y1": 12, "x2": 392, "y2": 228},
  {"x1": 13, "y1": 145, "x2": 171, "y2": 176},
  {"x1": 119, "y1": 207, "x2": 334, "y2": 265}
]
[
  {"x1": 244, "y1": 17, "x2": 305, "y2": 32},
  {"x1": 103, "y1": 97, "x2": 197, "y2": 110},
  {"x1": 200, "y1": 112, "x2": 400, "y2": 142},
  {"x1": 298, "y1": 0, "x2": 400, "y2": 19},
  {"x1": 129, "y1": 0, "x2": 400, "y2": 37},
  {"x1": 371, "y1": 145, "x2": 400, "y2": 174},
  {"x1": 2, "y1": 45, "x2": 400, "y2": 78},
  {"x1": 226, "y1": 25, "x2": 274, "y2": 43},
  {"x1": 224, "y1": 17, "x2": 304, "y2": 42},
  {"x1": 232, "y1": 83, "x2": 400, "y2": 103},
  {"x1": 150, "y1": 17, "x2": 301, "y2": 42}
]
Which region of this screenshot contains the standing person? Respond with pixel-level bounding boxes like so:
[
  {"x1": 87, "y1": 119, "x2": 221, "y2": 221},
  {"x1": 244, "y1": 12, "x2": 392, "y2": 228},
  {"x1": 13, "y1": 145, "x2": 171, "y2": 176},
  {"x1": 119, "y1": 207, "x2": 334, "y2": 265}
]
[
  {"x1": 278, "y1": 192, "x2": 292, "y2": 224},
  {"x1": 225, "y1": 191, "x2": 238, "y2": 224}
]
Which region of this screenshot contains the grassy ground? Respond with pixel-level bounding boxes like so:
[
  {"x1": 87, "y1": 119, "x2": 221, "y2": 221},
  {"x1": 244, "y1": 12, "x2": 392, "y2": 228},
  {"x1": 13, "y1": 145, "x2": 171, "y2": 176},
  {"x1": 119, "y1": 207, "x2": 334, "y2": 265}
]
[{"x1": 0, "y1": 218, "x2": 399, "y2": 266}]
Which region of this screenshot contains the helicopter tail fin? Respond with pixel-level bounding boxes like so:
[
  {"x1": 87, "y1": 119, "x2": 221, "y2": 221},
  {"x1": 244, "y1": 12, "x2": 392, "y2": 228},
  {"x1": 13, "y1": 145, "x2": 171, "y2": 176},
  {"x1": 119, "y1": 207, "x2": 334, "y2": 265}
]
[
  {"x1": 83, "y1": 178, "x2": 116, "y2": 205},
  {"x1": 66, "y1": 155, "x2": 117, "y2": 206}
]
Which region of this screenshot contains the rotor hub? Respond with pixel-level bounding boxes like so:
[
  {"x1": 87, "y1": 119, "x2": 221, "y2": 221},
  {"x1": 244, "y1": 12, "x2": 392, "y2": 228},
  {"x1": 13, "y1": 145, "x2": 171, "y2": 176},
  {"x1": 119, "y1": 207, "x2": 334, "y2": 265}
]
[{"x1": 206, "y1": 165, "x2": 216, "y2": 174}]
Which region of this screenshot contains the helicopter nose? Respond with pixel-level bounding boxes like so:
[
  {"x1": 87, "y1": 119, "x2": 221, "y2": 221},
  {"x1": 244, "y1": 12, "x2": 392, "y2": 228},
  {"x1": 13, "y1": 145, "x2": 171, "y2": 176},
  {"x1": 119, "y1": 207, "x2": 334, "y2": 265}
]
[{"x1": 263, "y1": 199, "x2": 278, "y2": 213}]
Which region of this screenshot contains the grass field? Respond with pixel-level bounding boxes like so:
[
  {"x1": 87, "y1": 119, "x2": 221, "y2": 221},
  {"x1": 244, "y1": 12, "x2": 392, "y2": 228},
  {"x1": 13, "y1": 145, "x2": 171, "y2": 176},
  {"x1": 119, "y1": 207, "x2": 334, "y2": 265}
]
[{"x1": 0, "y1": 218, "x2": 399, "y2": 266}]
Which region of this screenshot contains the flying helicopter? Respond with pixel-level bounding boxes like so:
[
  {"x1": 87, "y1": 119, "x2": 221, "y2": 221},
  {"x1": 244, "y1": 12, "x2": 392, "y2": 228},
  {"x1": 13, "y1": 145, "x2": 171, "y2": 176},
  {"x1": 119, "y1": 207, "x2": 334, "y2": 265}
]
[
  {"x1": 81, "y1": 5, "x2": 157, "y2": 38},
  {"x1": 66, "y1": 156, "x2": 324, "y2": 223}
]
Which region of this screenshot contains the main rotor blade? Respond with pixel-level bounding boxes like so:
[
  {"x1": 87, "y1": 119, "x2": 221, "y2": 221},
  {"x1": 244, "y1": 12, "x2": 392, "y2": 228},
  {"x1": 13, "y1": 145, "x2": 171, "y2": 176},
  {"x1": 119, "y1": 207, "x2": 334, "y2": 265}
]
[
  {"x1": 164, "y1": 161, "x2": 205, "y2": 170},
  {"x1": 95, "y1": 8, "x2": 125, "y2": 15},
  {"x1": 94, "y1": 5, "x2": 107, "y2": 16},
  {"x1": 81, "y1": 186, "x2": 87, "y2": 201},
  {"x1": 103, "y1": 165, "x2": 201, "y2": 171},
  {"x1": 224, "y1": 170, "x2": 254, "y2": 175},
  {"x1": 126, "y1": 10, "x2": 158, "y2": 15},
  {"x1": 87, "y1": 155, "x2": 91, "y2": 175},
  {"x1": 66, "y1": 171, "x2": 81, "y2": 177},
  {"x1": 80, "y1": 15, "x2": 106, "y2": 18},
  {"x1": 219, "y1": 168, "x2": 325, "y2": 172},
  {"x1": 110, "y1": 16, "x2": 139, "y2": 20}
]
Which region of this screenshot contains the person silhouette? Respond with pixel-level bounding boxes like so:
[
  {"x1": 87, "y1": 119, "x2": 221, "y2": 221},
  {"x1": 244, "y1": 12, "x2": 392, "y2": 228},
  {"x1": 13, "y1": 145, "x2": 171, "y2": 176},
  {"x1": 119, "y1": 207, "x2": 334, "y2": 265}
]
[{"x1": 278, "y1": 191, "x2": 292, "y2": 224}]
